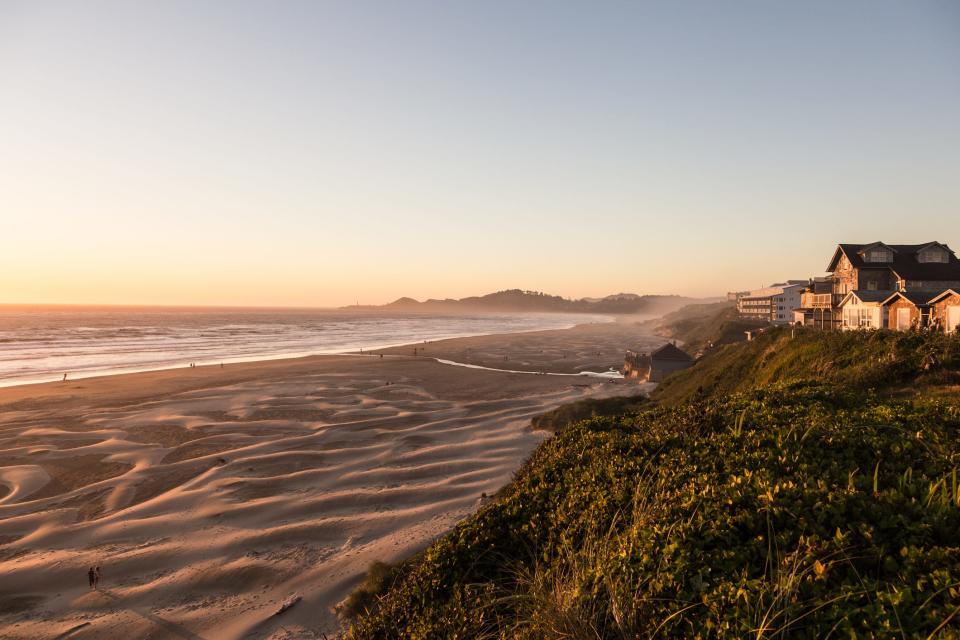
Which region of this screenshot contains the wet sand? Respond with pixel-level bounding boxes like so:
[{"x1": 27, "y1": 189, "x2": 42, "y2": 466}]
[
  {"x1": 374, "y1": 316, "x2": 657, "y2": 374},
  {"x1": 0, "y1": 318, "x2": 662, "y2": 639}
]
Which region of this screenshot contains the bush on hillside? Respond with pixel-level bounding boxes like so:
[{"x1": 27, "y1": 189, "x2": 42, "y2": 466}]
[
  {"x1": 337, "y1": 561, "x2": 403, "y2": 622},
  {"x1": 530, "y1": 395, "x2": 648, "y2": 433}
]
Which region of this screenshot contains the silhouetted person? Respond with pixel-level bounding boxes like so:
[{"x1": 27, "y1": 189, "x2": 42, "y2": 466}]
[
  {"x1": 63, "y1": 373, "x2": 67, "y2": 382},
  {"x1": 88, "y1": 567, "x2": 96, "y2": 590}
]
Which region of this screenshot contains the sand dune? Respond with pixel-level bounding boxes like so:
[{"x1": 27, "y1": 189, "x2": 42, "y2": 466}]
[{"x1": 0, "y1": 320, "x2": 661, "y2": 638}]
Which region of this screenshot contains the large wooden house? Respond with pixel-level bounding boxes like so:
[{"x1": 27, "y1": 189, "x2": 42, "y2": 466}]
[
  {"x1": 827, "y1": 242, "x2": 960, "y2": 295},
  {"x1": 800, "y1": 242, "x2": 960, "y2": 331}
]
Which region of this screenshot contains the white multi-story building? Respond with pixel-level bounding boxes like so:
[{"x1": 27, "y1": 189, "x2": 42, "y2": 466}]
[{"x1": 737, "y1": 281, "x2": 807, "y2": 325}]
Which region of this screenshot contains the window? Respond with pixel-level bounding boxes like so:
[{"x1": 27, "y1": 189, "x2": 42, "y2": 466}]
[
  {"x1": 843, "y1": 304, "x2": 876, "y2": 329},
  {"x1": 867, "y1": 281, "x2": 877, "y2": 291},
  {"x1": 918, "y1": 248, "x2": 948, "y2": 263},
  {"x1": 843, "y1": 307, "x2": 857, "y2": 328},
  {"x1": 866, "y1": 249, "x2": 892, "y2": 263}
]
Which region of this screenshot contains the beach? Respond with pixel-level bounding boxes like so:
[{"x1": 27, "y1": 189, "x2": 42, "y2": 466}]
[{"x1": 0, "y1": 318, "x2": 661, "y2": 639}]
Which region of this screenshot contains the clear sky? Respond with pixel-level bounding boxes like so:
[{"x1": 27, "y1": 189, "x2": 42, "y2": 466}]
[{"x1": 1, "y1": 1, "x2": 958, "y2": 307}]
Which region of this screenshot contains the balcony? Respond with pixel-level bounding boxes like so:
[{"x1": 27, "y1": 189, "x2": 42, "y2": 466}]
[{"x1": 801, "y1": 293, "x2": 840, "y2": 309}]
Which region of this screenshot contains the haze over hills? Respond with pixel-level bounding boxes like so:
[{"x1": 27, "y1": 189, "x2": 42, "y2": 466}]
[{"x1": 344, "y1": 289, "x2": 719, "y2": 315}]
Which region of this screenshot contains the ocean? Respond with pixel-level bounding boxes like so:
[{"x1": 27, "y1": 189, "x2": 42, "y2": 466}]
[{"x1": 0, "y1": 308, "x2": 608, "y2": 387}]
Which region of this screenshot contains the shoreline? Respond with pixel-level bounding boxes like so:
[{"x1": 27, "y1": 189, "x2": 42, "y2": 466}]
[
  {"x1": 0, "y1": 314, "x2": 618, "y2": 390},
  {"x1": 0, "y1": 317, "x2": 663, "y2": 639}
]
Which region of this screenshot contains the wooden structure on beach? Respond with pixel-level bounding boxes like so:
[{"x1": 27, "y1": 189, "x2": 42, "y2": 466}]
[{"x1": 624, "y1": 343, "x2": 694, "y2": 382}]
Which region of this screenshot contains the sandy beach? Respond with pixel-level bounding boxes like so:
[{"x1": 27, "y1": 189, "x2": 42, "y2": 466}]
[{"x1": 0, "y1": 318, "x2": 661, "y2": 639}]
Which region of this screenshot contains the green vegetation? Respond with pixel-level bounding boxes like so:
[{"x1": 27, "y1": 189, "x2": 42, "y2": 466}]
[
  {"x1": 653, "y1": 327, "x2": 960, "y2": 406},
  {"x1": 337, "y1": 561, "x2": 404, "y2": 621},
  {"x1": 530, "y1": 395, "x2": 648, "y2": 434},
  {"x1": 345, "y1": 327, "x2": 960, "y2": 639}
]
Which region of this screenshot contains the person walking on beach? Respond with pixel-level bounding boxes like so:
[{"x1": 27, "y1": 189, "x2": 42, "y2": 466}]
[
  {"x1": 94, "y1": 566, "x2": 101, "y2": 589},
  {"x1": 63, "y1": 373, "x2": 68, "y2": 382},
  {"x1": 88, "y1": 566, "x2": 96, "y2": 590}
]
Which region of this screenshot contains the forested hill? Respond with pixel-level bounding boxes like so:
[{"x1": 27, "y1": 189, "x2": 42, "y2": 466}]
[
  {"x1": 344, "y1": 289, "x2": 714, "y2": 315},
  {"x1": 344, "y1": 313, "x2": 960, "y2": 639}
]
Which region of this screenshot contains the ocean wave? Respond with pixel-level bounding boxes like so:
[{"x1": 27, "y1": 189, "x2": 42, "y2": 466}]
[{"x1": 0, "y1": 311, "x2": 607, "y2": 387}]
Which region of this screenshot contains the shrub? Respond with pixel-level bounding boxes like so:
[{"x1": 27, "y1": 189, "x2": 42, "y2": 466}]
[
  {"x1": 530, "y1": 395, "x2": 648, "y2": 433},
  {"x1": 337, "y1": 561, "x2": 404, "y2": 623}
]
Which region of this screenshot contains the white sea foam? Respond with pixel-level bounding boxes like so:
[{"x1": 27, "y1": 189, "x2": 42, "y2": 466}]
[{"x1": 0, "y1": 309, "x2": 610, "y2": 387}]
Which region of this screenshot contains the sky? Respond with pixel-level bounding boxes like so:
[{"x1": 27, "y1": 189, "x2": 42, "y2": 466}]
[{"x1": 1, "y1": 1, "x2": 958, "y2": 307}]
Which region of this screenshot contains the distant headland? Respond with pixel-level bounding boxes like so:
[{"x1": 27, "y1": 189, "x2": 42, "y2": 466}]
[{"x1": 343, "y1": 289, "x2": 719, "y2": 315}]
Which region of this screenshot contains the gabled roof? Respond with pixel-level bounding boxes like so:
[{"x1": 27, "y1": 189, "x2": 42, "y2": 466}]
[
  {"x1": 837, "y1": 290, "x2": 893, "y2": 306},
  {"x1": 857, "y1": 241, "x2": 897, "y2": 255},
  {"x1": 915, "y1": 241, "x2": 952, "y2": 253},
  {"x1": 827, "y1": 242, "x2": 960, "y2": 281},
  {"x1": 928, "y1": 289, "x2": 960, "y2": 305},
  {"x1": 651, "y1": 343, "x2": 693, "y2": 362},
  {"x1": 880, "y1": 290, "x2": 938, "y2": 307}
]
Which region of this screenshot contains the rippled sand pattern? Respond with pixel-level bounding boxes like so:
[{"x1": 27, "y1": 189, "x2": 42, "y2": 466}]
[{"x1": 0, "y1": 351, "x2": 646, "y2": 639}]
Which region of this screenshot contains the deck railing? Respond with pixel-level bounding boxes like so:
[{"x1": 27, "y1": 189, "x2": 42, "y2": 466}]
[{"x1": 802, "y1": 293, "x2": 839, "y2": 309}]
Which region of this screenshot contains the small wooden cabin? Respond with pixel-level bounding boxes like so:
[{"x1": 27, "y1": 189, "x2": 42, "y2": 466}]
[
  {"x1": 648, "y1": 343, "x2": 693, "y2": 382},
  {"x1": 881, "y1": 291, "x2": 933, "y2": 331},
  {"x1": 929, "y1": 289, "x2": 960, "y2": 334}
]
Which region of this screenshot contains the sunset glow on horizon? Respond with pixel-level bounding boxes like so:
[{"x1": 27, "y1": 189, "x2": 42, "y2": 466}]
[{"x1": 2, "y1": 1, "x2": 959, "y2": 307}]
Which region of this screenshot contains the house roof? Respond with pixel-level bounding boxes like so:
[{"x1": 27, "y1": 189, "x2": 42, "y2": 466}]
[
  {"x1": 826, "y1": 242, "x2": 960, "y2": 281},
  {"x1": 740, "y1": 282, "x2": 808, "y2": 299},
  {"x1": 838, "y1": 290, "x2": 893, "y2": 306},
  {"x1": 928, "y1": 289, "x2": 960, "y2": 305},
  {"x1": 880, "y1": 290, "x2": 939, "y2": 307},
  {"x1": 651, "y1": 343, "x2": 693, "y2": 362}
]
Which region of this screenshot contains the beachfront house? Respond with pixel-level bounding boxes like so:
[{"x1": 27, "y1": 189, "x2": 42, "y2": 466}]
[
  {"x1": 828, "y1": 242, "x2": 960, "y2": 295},
  {"x1": 827, "y1": 242, "x2": 960, "y2": 295},
  {"x1": 648, "y1": 343, "x2": 693, "y2": 382},
  {"x1": 797, "y1": 241, "x2": 960, "y2": 331},
  {"x1": 736, "y1": 281, "x2": 807, "y2": 325}
]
